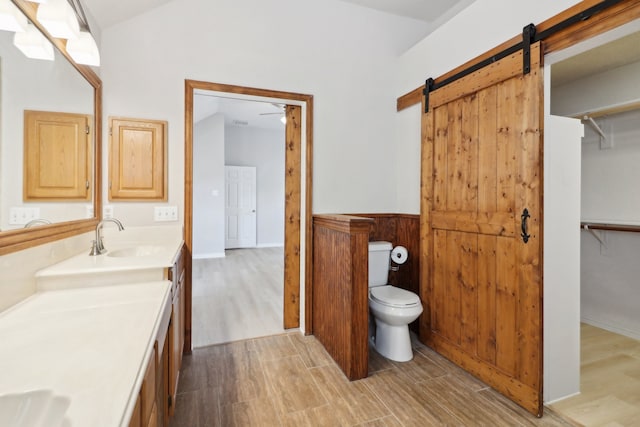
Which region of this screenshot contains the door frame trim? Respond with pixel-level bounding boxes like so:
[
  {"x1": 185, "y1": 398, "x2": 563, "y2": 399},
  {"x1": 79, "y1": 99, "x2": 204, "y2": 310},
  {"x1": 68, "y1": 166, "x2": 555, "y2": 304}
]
[{"x1": 183, "y1": 80, "x2": 314, "y2": 351}]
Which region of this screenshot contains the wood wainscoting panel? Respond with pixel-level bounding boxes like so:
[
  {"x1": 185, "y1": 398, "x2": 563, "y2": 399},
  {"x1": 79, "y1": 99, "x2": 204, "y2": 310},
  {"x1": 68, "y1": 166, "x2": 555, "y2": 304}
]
[{"x1": 312, "y1": 214, "x2": 373, "y2": 380}]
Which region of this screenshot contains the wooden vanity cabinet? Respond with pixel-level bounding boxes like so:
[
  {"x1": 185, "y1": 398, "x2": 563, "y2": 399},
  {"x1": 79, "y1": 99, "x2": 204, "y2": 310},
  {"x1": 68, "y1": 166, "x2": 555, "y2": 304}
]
[
  {"x1": 129, "y1": 284, "x2": 172, "y2": 427},
  {"x1": 167, "y1": 244, "x2": 186, "y2": 417},
  {"x1": 128, "y1": 344, "x2": 159, "y2": 427}
]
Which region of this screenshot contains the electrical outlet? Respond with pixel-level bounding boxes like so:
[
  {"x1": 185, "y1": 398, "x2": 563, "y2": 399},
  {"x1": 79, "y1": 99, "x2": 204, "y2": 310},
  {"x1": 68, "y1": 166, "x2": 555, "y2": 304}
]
[
  {"x1": 154, "y1": 206, "x2": 178, "y2": 222},
  {"x1": 167, "y1": 206, "x2": 178, "y2": 221},
  {"x1": 9, "y1": 207, "x2": 40, "y2": 225},
  {"x1": 103, "y1": 205, "x2": 113, "y2": 219},
  {"x1": 86, "y1": 206, "x2": 94, "y2": 218}
]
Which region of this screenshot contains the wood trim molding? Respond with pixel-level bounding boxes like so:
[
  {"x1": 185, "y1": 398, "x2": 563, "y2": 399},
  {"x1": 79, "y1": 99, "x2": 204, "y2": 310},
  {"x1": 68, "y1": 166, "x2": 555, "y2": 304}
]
[
  {"x1": 313, "y1": 214, "x2": 375, "y2": 234},
  {"x1": 397, "y1": 0, "x2": 640, "y2": 111},
  {"x1": 284, "y1": 105, "x2": 302, "y2": 329},
  {"x1": 183, "y1": 80, "x2": 314, "y2": 350}
]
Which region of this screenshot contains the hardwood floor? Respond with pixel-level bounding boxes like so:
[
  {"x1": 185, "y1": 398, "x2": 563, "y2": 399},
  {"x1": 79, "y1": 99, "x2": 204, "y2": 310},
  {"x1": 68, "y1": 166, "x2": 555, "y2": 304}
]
[
  {"x1": 170, "y1": 332, "x2": 575, "y2": 426},
  {"x1": 192, "y1": 247, "x2": 285, "y2": 348},
  {"x1": 550, "y1": 323, "x2": 640, "y2": 426}
]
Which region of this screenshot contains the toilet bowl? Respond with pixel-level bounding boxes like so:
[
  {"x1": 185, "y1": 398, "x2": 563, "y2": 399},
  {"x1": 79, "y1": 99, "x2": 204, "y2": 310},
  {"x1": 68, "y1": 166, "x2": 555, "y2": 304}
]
[{"x1": 368, "y1": 241, "x2": 423, "y2": 362}]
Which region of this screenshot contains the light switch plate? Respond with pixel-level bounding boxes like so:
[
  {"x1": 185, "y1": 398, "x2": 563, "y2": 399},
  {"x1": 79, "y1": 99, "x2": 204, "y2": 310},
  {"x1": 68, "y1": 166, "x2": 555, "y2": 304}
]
[{"x1": 154, "y1": 206, "x2": 178, "y2": 222}]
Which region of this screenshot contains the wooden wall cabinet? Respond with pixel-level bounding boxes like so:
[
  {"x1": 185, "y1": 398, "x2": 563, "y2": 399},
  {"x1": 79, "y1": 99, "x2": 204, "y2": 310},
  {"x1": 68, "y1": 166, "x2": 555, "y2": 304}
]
[
  {"x1": 109, "y1": 117, "x2": 167, "y2": 201},
  {"x1": 24, "y1": 110, "x2": 92, "y2": 201}
]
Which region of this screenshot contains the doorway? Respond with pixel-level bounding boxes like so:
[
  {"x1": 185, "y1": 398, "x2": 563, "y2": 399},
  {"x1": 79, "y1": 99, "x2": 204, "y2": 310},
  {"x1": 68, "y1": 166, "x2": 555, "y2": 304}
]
[
  {"x1": 544, "y1": 22, "x2": 640, "y2": 425},
  {"x1": 191, "y1": 94, "x2": 286, "y2": 347},
  {"x1": 183, "y1": 80, "x2": 313, "y2": 351}
]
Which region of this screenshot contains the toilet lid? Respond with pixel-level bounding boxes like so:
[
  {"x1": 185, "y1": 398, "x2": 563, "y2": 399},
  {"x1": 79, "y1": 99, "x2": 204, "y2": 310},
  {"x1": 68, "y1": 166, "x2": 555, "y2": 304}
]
[{"x1": 370, "y1": 286, "x2": 420, "y2": 308}]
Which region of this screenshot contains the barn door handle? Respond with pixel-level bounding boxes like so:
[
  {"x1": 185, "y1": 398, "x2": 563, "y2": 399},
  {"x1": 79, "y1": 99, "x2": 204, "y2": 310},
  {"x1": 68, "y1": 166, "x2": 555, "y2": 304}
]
[{"x1": 521, "y1": 208, "x2": 530, "y2": 243}]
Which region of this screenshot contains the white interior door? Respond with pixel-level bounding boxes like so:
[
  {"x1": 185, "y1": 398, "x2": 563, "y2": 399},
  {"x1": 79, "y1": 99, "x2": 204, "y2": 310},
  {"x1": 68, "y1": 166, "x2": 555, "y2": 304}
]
[{"x1": 225, "y1": 165, "x2": 257, "y2": 249}]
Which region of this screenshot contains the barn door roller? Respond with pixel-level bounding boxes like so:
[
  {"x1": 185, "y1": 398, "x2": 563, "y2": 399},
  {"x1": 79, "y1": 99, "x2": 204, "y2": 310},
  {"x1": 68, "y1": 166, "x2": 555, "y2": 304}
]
[{"x1": 522, "y1": 24, "x2": 536, "y2": 75}]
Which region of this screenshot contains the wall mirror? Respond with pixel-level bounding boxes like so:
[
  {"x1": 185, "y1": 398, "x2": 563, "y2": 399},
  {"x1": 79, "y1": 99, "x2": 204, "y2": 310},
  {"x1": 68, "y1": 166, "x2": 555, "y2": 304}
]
[{"x1": 0, "y1": 0, "x2": 101, "y2": 255}]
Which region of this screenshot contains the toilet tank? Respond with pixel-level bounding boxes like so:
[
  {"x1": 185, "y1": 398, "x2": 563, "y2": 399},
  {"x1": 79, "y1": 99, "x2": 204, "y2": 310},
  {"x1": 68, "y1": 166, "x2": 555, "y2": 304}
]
[{"x1": 368, "y1": 241, "x2": 392, "y2": 287}]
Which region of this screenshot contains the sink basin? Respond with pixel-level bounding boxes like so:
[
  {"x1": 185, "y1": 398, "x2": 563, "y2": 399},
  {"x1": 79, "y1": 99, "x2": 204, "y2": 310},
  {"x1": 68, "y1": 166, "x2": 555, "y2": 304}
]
[
  {"x1": 0, "y1": 390, "x2": 70, "y2": 427},
  {"x1": 107, "y1": 245, "x2": 165, "y2": 258}
]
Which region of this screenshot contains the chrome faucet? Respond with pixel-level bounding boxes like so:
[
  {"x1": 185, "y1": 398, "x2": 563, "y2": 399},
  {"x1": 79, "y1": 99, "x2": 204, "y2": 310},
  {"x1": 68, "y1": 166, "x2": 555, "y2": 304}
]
[
  {"x1": 89, "y1": 218, "x2": 125, "y2": 256},
  {"x1": 24, "y1": 219, "x2": 52, "y2": 228}
]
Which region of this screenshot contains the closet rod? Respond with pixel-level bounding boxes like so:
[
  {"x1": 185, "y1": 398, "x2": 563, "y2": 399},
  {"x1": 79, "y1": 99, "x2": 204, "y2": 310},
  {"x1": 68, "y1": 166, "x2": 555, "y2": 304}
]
[{"x1": 580, "y1": 222, "x2": 640, "y2": 233}]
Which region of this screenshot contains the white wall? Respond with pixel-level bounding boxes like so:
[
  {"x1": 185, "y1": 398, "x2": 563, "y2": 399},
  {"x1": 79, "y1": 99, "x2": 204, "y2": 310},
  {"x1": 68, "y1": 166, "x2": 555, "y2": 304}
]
[
  {"x1": 0, "y1": 231, "x2": 93, "y2": 312},
  {"x1": 393, "y1": 0, "x2": 584, "y2": 404},
  {"x1": 225, "y1": 126, "x2": 285, "y2": 247},
  {"x1": 98, "y1": 0, "x2": 431, "y2": 225},
  {"x1": 543, "y1": 84, "x2": 583, "y2": 402},
  {"x1": 552, "y1": 60, "x2": 640, "y2": 118},
  {"x1": 581, "y1": 109, "x2": 640, "y2": 224},
  {"x1": 193, "y1": 114, "x2": 225, "y2": 258}
]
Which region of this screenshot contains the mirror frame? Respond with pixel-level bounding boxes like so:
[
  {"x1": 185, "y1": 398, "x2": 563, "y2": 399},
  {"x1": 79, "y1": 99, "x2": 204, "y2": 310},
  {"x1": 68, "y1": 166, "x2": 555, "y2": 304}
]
[{"x1": 0, "y1": 0, "x2": 101, "y2": 255}]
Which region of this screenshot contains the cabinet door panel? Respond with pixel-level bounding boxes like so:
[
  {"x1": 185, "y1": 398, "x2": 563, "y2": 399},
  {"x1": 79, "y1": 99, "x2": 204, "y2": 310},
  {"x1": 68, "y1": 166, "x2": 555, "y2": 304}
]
[
  {"x1": 109, "y1": 117, "x2": 167, "y2": 200},
  {"x1": 24, "y1": 110, "x2": 91, "y2": 200}
]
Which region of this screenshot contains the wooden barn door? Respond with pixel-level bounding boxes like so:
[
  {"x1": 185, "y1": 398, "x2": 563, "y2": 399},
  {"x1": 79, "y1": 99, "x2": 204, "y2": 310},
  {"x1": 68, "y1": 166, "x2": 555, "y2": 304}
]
[{"x1": 420, "y1": 42, "x2": 543, "y2": 416}]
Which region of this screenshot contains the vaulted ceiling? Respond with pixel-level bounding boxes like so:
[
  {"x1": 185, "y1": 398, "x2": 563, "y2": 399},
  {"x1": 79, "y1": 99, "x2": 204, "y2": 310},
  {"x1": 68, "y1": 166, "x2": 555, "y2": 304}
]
[{"x1": 82, "y1": 0, "x2": 476, "y2": 31}]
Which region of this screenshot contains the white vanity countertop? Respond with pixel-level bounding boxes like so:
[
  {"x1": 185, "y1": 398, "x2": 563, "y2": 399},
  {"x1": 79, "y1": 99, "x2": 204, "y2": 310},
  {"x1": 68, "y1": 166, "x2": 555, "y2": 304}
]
[
  {"x1": 35, "y1": 225, "x2": 183, "y2": 278},
  {"x1": 0, "y1": 281, "x2": 171, "y2": 427}
]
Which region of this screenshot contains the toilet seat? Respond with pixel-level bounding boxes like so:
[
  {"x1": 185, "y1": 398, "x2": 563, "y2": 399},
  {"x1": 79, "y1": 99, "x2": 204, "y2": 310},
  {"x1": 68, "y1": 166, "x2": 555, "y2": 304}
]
[{"x1": 369, "y1": 285, "x2": 420, "y2": 308}]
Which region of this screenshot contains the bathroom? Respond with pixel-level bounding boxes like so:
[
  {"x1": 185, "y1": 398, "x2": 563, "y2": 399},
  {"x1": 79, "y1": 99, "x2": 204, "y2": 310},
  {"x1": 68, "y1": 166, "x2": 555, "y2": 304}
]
[{"x1": 1, "y1": 0, "x2": 639, "y2": 426}]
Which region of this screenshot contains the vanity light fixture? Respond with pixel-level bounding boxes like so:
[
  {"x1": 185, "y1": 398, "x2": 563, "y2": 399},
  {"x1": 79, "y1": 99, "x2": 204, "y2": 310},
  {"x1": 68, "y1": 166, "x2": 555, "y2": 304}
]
[
  {"x1": 13, "y1": 22, "x2": 54, "y2": 60},
  {"x1": 65, "y1": 0, "x2": 100, "y2": 66},
  {"x1": 36, "y1": 0, "x2": 79, "y2": 39},
  {"x1": 0, "y1": 0, "x2": 28, "y2": 32},
  {"x1": 66, "y1": 29, "x2": 99, "y2": 65}
]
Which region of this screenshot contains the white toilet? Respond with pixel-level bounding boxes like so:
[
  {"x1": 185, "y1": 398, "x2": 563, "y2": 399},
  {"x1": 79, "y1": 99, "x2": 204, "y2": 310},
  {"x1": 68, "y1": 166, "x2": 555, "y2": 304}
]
[{"x1": 368, "y1": 241, "x2": 423, "y2": 362}]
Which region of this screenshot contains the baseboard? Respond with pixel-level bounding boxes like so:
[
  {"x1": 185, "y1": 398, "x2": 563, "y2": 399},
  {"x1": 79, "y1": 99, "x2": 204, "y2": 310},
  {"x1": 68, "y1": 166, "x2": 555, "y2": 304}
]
[
  {"x1": 256, "y1": 243, "x2": 284, "y2": 248},
  {"x1": 192, "y1": 252, "x2": 226, "y2": 260},
  {"x1": 544, "y1": 391, "x2": 581, "y2": 406},
  {"x1": 581, "y1": 316, "x2": 640, "y2": 341}
]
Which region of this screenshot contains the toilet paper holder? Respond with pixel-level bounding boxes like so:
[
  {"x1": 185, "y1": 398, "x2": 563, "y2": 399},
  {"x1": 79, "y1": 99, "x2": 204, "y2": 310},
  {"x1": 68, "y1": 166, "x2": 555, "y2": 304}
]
[{"x1": 389, "y1": 246, "x2": 408, "y2": 271}]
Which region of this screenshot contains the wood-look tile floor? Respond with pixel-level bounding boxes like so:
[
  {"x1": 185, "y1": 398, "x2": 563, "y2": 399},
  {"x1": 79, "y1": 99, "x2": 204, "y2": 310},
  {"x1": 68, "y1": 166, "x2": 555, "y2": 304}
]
[
  {"x1": 550, "y1": 323, "x2": 640, "y2": 426},
  {"x1": 170, "y1": 332, "x2": 575, "y2": 427},
  {"x1": 192, "y1": 247, "x2": 285, "y2": 348}
]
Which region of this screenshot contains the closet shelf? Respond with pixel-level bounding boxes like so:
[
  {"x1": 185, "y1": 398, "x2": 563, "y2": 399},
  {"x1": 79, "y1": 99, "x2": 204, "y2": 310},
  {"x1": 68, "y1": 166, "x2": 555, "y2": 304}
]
[{"x1": 580, "y1": 222, "x2": 640, "y2": 233}]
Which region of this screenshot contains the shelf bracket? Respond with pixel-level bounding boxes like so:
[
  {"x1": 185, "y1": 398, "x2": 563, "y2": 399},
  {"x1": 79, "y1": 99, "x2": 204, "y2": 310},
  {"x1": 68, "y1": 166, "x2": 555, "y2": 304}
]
[
  {"x1": 582, "y1": 115, "x2": 613, "y2": 149},
  {"x1": 582, "y1": 224, "x2": 607, "y2": 248}
]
